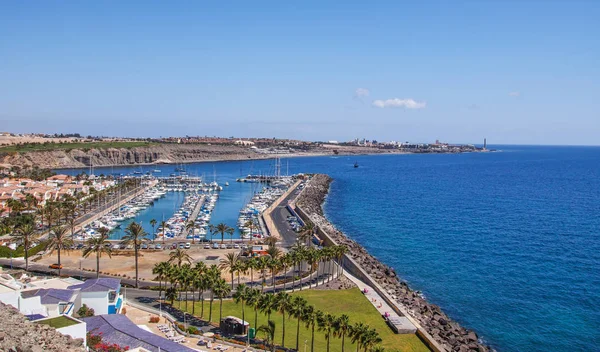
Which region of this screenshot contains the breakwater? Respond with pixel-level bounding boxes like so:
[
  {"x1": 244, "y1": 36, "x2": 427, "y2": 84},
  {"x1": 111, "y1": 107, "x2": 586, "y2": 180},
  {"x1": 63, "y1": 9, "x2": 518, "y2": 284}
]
[{"x1": 296, "y1": 174, "x2": 490, "y2": 352}]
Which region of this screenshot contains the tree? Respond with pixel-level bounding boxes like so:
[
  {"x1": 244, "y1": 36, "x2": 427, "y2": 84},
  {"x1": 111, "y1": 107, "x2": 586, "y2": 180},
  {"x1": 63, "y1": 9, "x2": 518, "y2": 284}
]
[
  {"x1": 206, "y1": 265, "x2": 221, "y2": 322},
  {"x1": 280, "y1": 253, "x2": 293, "y2": 291},
  {"x1": 350, "y1": 322, "x2": 368, "y2": 352},
  {"x1": 257, "y1": 255, "x2": 270, "y2": 293},
  {"x1": 306, "y1": 248, "x2": 321, "y2": 289},
  {"x1": 246, "y1": 288, "x2": 262, "y2": 330},
  {"x1": 165, "y1": 286, "x2": 178, "y2": 305},
  {"x1": 257, "y1": 320, "x2": 276, "y2": 352},
  {"x1": 212, "y1": 223, "x2": 234, "y2": 244},
  {"x1": 298, "y1": 223, "x2": 315, "y2": 246},
  {"x1": 219, "y1": 252, "x2": 241, "y2": 290},
  {"x1": 335, "y1": 314, "x2": 351, "y2": 352},
  {"x1": 232, "y1": 283, "x2": 249, "y2": 329},
  {"x1": 160, "y1": 220, "x2": 168, "y2": 243},
  {"x1": 258, "y1": 293, "x2": 276, "y2": 321},
  {"x1": 274, "y1": 291, "x2": 292, "y2": 347},
  {"x1": 243, "y1": 219, "x2": 255, "y2": 242},
  {"x1": 179, "y1": 263, "x2": 193, "y2": 311},
  {"x1": 361, "y1": 329, "x2": 382, "y2": 352},
  {"x1": 185, "y1": 220, "x2": 196, "y2": 244},
  {"x1": 213, "y1": 278, "x2": 231, "y2": 324},
  {"x1": 77, "y1": 304, "x2": 95, "y2": 317},
  {"x1": 303, "y1": 305, "x2": 318, "y2": 352},
  {"x1": 169, "y1": 248, "x2": 192, "y2": 267},
  {"x1": 150, "y1": 218, "x2": 157, "y2": 242},
  {"x1": 246, "y1": 257, "x2": 259, "y2": 287},
  {"x1": 318, "y1": 312, "x2": 336, "y2": 352},
  {"x1": 194, "y1": 262, "x2": 208, "y2": 317},
  {"x1": 291, "y1": 296, "x2": 308, "y2": 351},
  {"x1": 268, "y1": 256, "x2": 281, "y2": 291},
  {"x1": 47, "y1": 225, "x2": 73, "y2": 275},
  {"x1": 11, "y1": 222, "x2": 40, "y2": 271},
  {"x1": 82, "y1": 227, "x2": 112, "y2": 278},
  {"x1": 152, "y1": 261, "x2": 171, "y2": 299},
  {"x1": 121, "y1": 222, "x2": 148, "y2": 288},
  {"x1": 334, "y1": 245, "x2": 349, "y2": 278}
]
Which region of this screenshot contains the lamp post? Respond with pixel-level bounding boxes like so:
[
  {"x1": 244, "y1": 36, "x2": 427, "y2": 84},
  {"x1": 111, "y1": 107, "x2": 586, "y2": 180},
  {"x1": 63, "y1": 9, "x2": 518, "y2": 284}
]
[
  {"x1": 159, "y1": 293, "x2": 162, "y2": 317},
  {"x1": 184, "y1": 312, "x2": 187, "y2": 332}
]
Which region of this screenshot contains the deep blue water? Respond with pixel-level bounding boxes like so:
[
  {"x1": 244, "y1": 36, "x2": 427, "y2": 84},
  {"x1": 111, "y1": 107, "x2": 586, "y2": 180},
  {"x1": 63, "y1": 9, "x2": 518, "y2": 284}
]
[{"x1": 59, "y1": 146, "x2": 600, "y2": 351}]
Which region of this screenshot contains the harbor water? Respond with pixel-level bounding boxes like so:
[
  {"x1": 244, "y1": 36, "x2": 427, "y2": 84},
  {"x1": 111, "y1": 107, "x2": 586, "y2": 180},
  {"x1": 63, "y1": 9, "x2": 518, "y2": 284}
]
[{"x1": 59, "y1": 146, "x2": 600, "y2": 352}]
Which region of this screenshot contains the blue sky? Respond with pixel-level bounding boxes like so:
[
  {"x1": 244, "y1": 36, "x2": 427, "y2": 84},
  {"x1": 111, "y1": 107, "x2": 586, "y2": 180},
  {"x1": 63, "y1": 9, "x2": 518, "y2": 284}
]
[{"x1": 1, "y1": 1, "x2": 598, "y2": 145}]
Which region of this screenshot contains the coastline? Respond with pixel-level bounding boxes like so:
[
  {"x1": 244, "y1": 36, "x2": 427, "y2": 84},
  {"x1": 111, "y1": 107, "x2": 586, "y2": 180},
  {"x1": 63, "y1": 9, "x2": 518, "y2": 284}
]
[{"x1": 296, "y1": 174, "x2": 490, "y2": 352}]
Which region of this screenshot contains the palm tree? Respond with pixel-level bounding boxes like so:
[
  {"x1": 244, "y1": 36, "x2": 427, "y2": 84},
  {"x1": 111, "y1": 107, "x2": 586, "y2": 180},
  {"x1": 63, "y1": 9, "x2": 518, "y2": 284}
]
[
  {"x1": 291, "y1": 296, "x2": 308, "y2": 351},
  {"x1": 268, "y1": 257, "x2": 281, "y2": 291},
  {"x1": 233, "y1": 260, "x2": 247, "y2": 286},
  {"x1": 318, "y1": 312, "x2": 336, "y2": 352},
  {"x1": 350, "y1": 322, "x2": 368, "y2": 352},
  {"x1": 303, "y1": 305, "x2": 318, "y2": 352},
  {"x1": 169, "y1": 248, "x2": 192, "y2": 267},
  {"x1": 264, "y1": 236, "x2": 278, "y2": 248},
  {"x1": 150, "y1": 218, "x2": 157, "y2": 242},
  {"x1": 290, "y1": 243, "x2": 306, "y2": 291},
  {"x1": 12, "y1": 222, "x2": 40, "y2": 271},
  {"x1": 257, "y1": 320, "x2": 276, "y2": 352},
  {"x1": 298, "y1": 223, "x2": 315, "y2": 246},
  {"x1": 280, "y1": 253, "x2": 293, "y2": 291},
  {"x1": 165, "y1": 286, "x2": 178, "y2": 305},
  {"x1": 185, "y1": 220, "x2": 196, "y2": 244},
  {"x1": 306, "y1": 248, "x2": 321, "y2": 289},
  {"x1": 152, "y1": 261, "x2": 171, "y2": 299},
  {"x1": 47, "y1": 225, "x2": 73, "y2": 275},
  {"x1": 206, "y1": 265, "x2": 221, "y2": 322},
  {"x1": 243, "y1": 219, "x2": 254, "y2": 242},
  {"x1": 246, "y1": 288, "x2": 262, "y2": 330},
  {"x1": 335, "y1": 314, "x2": 351, "y2": 352},
  {"x1": 160, "y1": 220, "x2": 168, "y2": 243},
  {"x1": 82, "y1": 227, "x2": 112, "y2": 278},
  {"x1": 258, "y1": 293, "x2": 276, "y2": 321},
  {"x1": 371, "y1": 346, "x2": 386, "y2": 352},
  {"x1": 179, "y1": 263, "x2": 193, "y2": 311},
  {"x1": 212, "y1": 223, "x2": 234, "y2": 244},
  {"x1": 257, "y1": 255, "x2": 270, "y2": 293},
  {"x1": 192, "y1": 261, "x2": 207, "y2": 316},
  {"x1": 361, "y1": 329, "x2": 382, "y2": 352},
  {"x1": 232, "y1": 283, "x2": 249, "y2": 328},
  {"x1": 121, "y1": 222, "x2": 148, "y2": 288},
  {"x1": 274, "y1": 291, "x2": 292, "y2": 347},
  {"x1": 219, "y1": 252, "x2": 241, "y2": 290},
  {"x1": 213, "y1": 278, "x2": 231, "y2": 324},
  {"x1": 246, "y1": 257, "x2": 259, "y2": 287},
  {"x1": 335, "y1": 245, "x2": 349, "y2": 278}
]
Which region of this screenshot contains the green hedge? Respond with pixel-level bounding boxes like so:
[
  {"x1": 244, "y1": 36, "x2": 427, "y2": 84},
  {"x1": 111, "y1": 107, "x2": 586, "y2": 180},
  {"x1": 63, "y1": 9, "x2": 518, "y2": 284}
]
[{"x1": 0, "y1": 241, "x2": 48, "y2": 258}]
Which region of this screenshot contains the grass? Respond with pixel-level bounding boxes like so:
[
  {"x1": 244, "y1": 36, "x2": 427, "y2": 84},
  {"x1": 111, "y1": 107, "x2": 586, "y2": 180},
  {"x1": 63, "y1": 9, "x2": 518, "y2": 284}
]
[
  {"x1": 0, "y1": 141, "x2": 156, "y2": 153},
  {"x1": 180, "y1": 287, "x2": 429, "y2": 352},
  {"x1": 35, "y1": 316, "x2": 79, "y2": 329}
]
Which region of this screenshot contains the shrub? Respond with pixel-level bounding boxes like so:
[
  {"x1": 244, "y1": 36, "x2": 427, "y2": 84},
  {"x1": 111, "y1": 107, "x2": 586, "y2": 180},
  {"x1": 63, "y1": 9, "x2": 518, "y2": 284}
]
[
  {"x1": 77, "y1": 304, "x2": 95, "y2": 317},
  {"x1": 149, "y1": 316, "x2": 160, "y2": 323},
  {"x1": 187, "y1": 326, "x2": 199, "y2": 335}
]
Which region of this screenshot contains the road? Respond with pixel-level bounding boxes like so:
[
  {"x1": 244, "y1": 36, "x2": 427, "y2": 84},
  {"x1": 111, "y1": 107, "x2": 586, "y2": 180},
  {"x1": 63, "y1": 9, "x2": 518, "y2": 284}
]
[{"x1": 269, "y1": 185, "x2": 304, "y2": 248}]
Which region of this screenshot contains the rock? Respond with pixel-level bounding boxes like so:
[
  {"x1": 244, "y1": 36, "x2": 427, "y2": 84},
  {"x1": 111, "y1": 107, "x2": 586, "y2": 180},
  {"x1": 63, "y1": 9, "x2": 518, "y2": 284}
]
[{"x1": 467, "y1": 331, "x2": 478, "y2": 342}]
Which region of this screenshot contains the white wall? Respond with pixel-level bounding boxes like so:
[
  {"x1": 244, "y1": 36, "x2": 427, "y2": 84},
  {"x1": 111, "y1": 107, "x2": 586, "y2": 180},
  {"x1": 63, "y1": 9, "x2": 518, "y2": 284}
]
[
  {"x1": 0, "y1": 291, "x2": 19, "y2": 309},
  {"x1": 81, "y1": 291, "x2": 108, "y2": 315},
  {"x1": 57, "y1": 320, "x2": 87, "y2": 346}
]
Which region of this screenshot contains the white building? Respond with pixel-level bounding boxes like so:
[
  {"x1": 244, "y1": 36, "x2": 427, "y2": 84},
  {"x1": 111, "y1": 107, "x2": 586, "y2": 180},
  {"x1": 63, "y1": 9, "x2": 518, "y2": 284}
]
[{"x1": 68, "y1": 278, "x2": 123, "y2": 315}]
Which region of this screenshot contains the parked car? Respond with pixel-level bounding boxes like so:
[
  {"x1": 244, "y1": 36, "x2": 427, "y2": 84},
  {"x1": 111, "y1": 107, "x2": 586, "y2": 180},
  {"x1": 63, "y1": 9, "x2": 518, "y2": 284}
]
[
  {"x1": 184, "y1": 243, "x2": 191, "y2": 249},
  {"x1": 178, "y1": 243, "x2": 185, "y2": 249},
  {"x1": 212, "y1": 242, "x2": 219, "y2": 249},
  {"x1": 148, "y1": 244, "x2": 156, "y2": 250},
  {"x1": 220, "y1": 244, "x2": 227, "y2": 249},
  {"x1": 155, "y1": 243, "x2": 162, "y2": 249},
  {"x1": 141, "y1": 243, "x2": 148, "y2": 249},
  {"x1": 49, "y1": 263, "x2": 62, "y2": 270},
  {"x1": 112, "y1": 244, "x2": 120, "y2": 250},
  {"x1": 234, "y1": 244, "x2": 240, "y2": 249},
  {"x1": 226, "y1": 244, "x2": 233, "y2": 249},
  {"x1": 203, "y1": 244, "x2": 211, "y2": 249}
]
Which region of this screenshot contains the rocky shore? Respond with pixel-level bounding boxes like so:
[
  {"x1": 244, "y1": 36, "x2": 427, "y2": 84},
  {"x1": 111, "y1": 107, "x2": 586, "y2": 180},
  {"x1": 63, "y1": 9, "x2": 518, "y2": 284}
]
[
  {"x1": 297, "y1": 174, "x2": 490, "y2": 352},
  {"x1": 0, "y1": 303, "x2": 85, "y2": 352}
]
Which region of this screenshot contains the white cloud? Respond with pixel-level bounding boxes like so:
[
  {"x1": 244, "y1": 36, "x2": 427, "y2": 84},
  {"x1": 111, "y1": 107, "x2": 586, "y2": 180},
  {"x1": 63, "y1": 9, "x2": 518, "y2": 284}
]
[
  {"x1": 372, "y1": 98, "x2": 426, "y2": 109},
  {"x1": 509, "y1": 91, "x2": 520, "y2": 97},
  {"x1": 354, "y1": 88, "x2": 370, "y2": 98}
]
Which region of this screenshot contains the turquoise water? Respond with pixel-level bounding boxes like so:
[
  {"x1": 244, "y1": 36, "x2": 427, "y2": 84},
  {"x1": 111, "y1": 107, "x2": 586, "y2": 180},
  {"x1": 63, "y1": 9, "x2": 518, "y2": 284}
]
[{"x1": 60, "y1": 146, "x2": 600, "y2": 351}]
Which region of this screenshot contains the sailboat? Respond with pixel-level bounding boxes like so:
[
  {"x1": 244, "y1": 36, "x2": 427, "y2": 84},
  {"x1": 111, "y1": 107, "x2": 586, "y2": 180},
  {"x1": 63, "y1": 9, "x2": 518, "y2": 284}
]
[{"x1": 354, "y1": 162, "x2": 359, "y2": 168}]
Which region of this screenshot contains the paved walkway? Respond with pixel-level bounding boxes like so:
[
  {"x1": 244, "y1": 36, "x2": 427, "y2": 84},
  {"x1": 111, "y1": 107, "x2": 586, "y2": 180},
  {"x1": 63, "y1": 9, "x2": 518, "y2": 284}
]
[{"x1": 343, "y1": 270, "x2": 417, "y2": 334}]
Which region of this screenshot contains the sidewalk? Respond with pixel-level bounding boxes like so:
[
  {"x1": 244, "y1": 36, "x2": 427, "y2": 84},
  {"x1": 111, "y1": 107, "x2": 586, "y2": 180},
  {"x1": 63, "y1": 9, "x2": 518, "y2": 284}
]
[{"x1": 343, "y1": 270, "x2": 417, "y2": 334}]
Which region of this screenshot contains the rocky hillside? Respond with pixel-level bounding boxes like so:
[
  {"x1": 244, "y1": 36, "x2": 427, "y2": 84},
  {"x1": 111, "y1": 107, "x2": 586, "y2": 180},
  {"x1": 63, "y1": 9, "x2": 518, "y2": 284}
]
[
  {"x1": 0, "y1": 302, "x2": 85, "y2": 352},
  {"x1": 0, "y1": 144, "x2": 276, "y2": 169}
]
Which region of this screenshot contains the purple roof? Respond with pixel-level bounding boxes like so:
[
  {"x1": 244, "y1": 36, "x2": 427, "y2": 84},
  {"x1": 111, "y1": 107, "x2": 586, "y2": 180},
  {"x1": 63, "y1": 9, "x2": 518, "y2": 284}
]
[
  {"x1": 83, "y1": 314, "x2": 196, "y2": 352},
  {"x1": 26, "y1": 314, "x2": 47, "y2": 321},
  {"x1": 68, "y1": 278, "x2": 121, "y2": 292},
  {"x1": 21, "y1": 288, "x2": 76, "y2": 304}
]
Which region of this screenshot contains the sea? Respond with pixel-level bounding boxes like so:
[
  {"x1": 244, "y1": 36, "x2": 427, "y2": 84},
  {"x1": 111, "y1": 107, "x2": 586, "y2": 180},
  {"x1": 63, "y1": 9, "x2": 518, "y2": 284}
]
[{"x1": 59, "y1": 145, "x2": 600, "y2": 352}]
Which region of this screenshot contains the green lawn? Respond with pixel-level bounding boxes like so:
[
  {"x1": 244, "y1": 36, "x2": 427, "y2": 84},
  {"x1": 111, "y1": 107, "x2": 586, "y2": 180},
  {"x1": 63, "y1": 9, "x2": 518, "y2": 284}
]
[
  {"x1": 181, "y1": 288, "x2": 429, "y2": 352},
  {"x1": 35, "y1": 316, "x2": 79, "y2": 329},
  {"x1": 0, "y1": 141, "x2": 156, "y2": 153}
]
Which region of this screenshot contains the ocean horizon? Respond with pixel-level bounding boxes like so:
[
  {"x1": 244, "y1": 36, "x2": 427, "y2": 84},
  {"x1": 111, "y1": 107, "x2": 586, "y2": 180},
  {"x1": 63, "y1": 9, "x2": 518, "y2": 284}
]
[{"x1": 60, "y1": 145, "x2": 600, "y2": 352}]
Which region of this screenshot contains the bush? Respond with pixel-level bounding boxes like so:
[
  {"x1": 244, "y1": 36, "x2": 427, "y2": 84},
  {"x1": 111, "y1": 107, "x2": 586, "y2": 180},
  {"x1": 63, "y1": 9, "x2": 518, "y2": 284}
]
[
  {"x1": 77, "y1": 304, "x2": 95, "y2": 317},
  {"x1": 149, "y1": 316, "x2": 160, "y2": 323},
  {"x1": 187, "y1": 326, "x2": 199, "y2": 335}
]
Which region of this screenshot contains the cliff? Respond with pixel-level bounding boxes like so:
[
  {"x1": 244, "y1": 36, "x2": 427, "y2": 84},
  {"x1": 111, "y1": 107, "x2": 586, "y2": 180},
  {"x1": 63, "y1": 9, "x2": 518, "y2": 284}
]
[{"x1": 0, "y1": 144, "x2": 280, "y2": 169}]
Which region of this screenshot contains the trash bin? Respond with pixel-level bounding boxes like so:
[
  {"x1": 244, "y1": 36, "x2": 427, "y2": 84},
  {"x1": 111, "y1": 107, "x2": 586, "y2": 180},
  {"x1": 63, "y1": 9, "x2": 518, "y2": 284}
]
[{"x1": 248, "y1": 327, "x2": 256, "y2": 339}]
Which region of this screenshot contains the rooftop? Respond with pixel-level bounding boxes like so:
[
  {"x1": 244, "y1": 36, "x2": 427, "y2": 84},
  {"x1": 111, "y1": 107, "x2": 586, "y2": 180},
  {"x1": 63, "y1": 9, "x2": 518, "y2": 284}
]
[
  {"x1": 68, "y1": 278, "x2": 120, "y2": 292},
  {"x1": 21, "y1": 288, "x2": 77, "y2": 304},
  {"x1": 83, "y1": 314, "x2": 196, "y2": 352}
]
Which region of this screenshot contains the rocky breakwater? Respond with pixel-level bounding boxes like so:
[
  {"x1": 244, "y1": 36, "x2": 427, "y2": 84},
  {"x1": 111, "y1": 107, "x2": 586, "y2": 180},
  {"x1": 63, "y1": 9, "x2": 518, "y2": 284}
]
[
  {"x1": 0, "y1": 302, "x2": 85, "y2": 352},
  {"x1": 297, "y1": 174, "x2": 490, "y2": 352}
]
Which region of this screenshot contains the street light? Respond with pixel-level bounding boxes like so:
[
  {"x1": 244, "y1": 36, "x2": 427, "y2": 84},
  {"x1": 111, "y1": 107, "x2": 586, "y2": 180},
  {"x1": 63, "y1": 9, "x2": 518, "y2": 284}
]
[
  {"x1": 183, "y1": 312, "x2": 187, "y2": 332},
  {"x1": 159, "y1": 294, "x2": 162, "y2": 318}
]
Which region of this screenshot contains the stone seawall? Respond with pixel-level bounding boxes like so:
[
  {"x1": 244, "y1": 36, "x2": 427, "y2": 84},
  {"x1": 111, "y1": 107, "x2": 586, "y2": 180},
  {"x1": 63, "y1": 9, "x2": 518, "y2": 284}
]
[{"x1": 296, "y1": 174, "x2": 490, "y2": 352}]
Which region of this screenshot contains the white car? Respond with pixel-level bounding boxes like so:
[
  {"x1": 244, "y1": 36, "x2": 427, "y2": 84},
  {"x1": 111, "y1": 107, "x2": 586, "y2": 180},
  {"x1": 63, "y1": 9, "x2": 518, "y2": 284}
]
[
  {"x1": 203, "y1": 244, "x2": 210, "y2": 249},
  {"x1": 185, "y1": 243, "x2": 191, "y2": 249}
]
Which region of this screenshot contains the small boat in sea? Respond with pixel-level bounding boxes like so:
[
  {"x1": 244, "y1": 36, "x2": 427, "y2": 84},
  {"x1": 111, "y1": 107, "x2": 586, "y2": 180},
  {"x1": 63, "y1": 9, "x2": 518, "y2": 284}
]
[
  {"x1": 354, "y1": 162, "x2": 359, "y2": 168},
  {"x1": 153, "y1": 169, "x2": 161, "y2": 173},
  {"x1": 225, "y1": 182, "x2": 229, "y2": 186}
]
